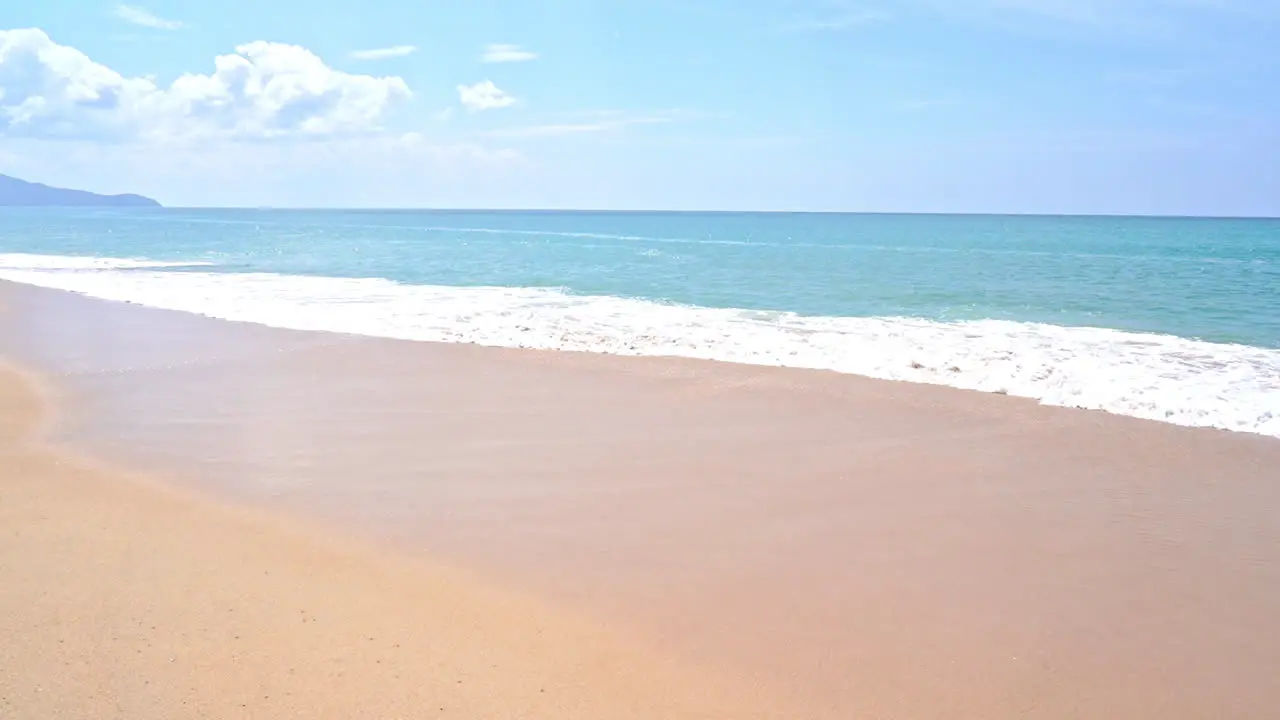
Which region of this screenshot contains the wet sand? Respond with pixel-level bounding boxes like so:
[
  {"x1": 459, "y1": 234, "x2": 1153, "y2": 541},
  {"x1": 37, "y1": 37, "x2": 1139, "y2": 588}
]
[
  {"x1": 0, "y1": 363, "x2": 788, "y2": 719},
  {"x1": 4, "y1": 280, "x2": 1280, "y2": 718}
]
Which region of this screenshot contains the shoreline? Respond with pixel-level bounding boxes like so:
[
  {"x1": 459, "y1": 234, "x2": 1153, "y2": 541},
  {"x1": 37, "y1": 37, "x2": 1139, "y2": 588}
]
[
  {"x1": 2, "y1": 258, "x2": 1276, "y2": 439},
  {"x1": 5, "y1": 279, "x2": 1280, "y2": 718}
]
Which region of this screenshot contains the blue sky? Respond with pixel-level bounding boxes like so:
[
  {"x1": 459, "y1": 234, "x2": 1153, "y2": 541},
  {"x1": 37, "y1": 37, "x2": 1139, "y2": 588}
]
[{"x1": 1, "y1": 1, "x2": 1277, "y2": 214}]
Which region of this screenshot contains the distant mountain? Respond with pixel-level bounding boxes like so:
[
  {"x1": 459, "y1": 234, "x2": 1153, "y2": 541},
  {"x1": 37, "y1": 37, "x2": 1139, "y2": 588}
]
[{"x1": 0, "y1": 174, "x2": 160, "y2": 207}]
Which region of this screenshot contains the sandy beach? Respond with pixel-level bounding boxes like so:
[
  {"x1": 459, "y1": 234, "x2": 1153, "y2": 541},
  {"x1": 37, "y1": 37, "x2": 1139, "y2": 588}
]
[{"x1": 4, "y1": 279, "x2": 1280, "y2": 719}]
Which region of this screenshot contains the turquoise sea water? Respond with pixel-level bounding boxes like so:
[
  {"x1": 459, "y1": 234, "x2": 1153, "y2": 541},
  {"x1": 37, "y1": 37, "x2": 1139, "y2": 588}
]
[{"x1": 1, "y1": 208, "x2": 1278, "y2": 435}]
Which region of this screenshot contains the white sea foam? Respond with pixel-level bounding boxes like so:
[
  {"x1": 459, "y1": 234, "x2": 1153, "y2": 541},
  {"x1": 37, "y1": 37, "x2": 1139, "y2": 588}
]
[
  {"x1": 2, "y1": 253, "x2": 1277, "y2": 438},
  {"x1": 0, "y1": 253, "x2": 215, "y2": 270}
]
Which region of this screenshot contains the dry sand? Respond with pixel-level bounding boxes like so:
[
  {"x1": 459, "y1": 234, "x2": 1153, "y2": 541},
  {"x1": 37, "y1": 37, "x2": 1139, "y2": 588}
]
[{"x1": 3, "y1": 280, "x2": 1280, "y2": 719}]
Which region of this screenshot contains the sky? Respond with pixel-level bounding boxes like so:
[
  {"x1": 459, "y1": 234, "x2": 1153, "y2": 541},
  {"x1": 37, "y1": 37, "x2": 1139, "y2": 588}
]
[{"x1": 0, "y1": 1, "x2": 1277, "y2": 214}]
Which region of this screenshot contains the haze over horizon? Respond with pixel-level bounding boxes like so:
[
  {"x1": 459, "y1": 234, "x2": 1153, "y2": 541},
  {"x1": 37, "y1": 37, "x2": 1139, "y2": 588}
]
[{"x1": 1, "y1": 1, "x2": 1278, "y2": 215}]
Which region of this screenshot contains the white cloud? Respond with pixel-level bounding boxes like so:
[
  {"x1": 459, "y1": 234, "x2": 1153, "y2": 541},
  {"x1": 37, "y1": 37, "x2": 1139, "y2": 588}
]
[
  {"x1": 350, "y1": 45, "x2": 417, "y2": 60},
  {"x1": 457, "y1": 80, "x2": 516, "y2": 111},
  {"x1": 481, "y1": 43, "x2": 537, "y2": 63},
  {"x1": 0, "y1": 28, "x2": 411, "y2": 141},
  {"x1": 781, "y1": 11, "x2": 884, "y2": 31},
  {"x1": 486, "y1": 112, "x2": 679, "y2": 138},
  {"x1": 112, "y1": 4, "x2": 184, "y2": 30}
]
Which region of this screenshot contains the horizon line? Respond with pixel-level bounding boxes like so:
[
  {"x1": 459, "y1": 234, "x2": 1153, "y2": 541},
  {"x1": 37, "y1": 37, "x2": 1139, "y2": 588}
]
[
  {"x1": 2, "y1": 205, "x2": 1278, "y2": 220},
  {"x1": 138, "y1": 207, "x2": 1280, "y2": 221}
]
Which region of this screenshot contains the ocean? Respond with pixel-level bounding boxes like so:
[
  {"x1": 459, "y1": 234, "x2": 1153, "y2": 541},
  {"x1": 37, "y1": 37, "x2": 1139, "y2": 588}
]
[{"x1": 1, "y1": 208, "x2": 1277, "y2": 436}]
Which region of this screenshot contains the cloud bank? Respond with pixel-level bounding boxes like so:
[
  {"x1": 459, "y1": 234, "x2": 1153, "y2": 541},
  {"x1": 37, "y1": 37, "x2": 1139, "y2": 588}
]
[{"x1": 0, "y1": 28, "x2": 410, "y2": 141}]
